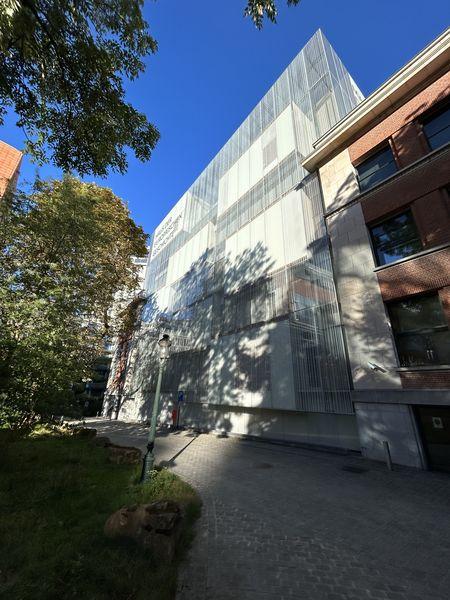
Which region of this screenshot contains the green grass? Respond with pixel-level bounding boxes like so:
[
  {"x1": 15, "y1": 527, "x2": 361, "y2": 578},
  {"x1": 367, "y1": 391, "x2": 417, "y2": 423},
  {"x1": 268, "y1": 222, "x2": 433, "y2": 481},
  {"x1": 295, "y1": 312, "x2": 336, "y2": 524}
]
[{"x1": 0, "y1": 427, "x2": 201, "y2": 600}]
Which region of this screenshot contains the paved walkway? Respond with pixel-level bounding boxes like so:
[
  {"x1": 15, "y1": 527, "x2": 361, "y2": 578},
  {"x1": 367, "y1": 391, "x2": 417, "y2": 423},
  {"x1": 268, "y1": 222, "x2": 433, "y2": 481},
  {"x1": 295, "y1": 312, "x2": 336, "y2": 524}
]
[{"x1": 91, "y1": 419, "x2": 450, "y2": 600}]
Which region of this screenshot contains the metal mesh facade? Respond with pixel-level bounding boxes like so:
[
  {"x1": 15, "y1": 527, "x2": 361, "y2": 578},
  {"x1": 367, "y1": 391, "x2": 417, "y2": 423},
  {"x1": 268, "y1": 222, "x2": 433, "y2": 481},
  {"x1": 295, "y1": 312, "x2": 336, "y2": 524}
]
[{"x1": 128, "y1": 31, "x2": 363, "y2": 417}]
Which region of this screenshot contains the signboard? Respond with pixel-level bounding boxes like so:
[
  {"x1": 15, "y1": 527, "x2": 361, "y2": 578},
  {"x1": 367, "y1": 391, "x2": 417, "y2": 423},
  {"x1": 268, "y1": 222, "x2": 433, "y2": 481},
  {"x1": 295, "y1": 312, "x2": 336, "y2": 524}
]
[
  {"x1": 152, "y1": 213, "x2": 182, "y2": 256},
  {"x1": 151, "y1": 196, "x2": 186, "y2": 259},
  {"x1": 178, "y1": 391, "x2": 185, "y2": 403}
]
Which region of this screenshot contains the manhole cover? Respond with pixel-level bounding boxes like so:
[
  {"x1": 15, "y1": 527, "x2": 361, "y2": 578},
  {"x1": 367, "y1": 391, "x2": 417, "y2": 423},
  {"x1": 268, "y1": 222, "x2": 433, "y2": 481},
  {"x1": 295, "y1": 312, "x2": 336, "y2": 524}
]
[
  {"x1": 254, "y1": 462, "x2": 273, "y2": 469},
  {"x1": 342, "y1": 465, "x2": 368, "y2": 474}
]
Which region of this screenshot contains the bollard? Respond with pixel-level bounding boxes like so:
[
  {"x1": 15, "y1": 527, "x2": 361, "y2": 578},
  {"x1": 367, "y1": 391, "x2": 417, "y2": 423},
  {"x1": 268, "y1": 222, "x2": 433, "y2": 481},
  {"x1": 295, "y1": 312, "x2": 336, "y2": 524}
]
[{"x1": 383, "y1": 440, "x2": 393, "y2": 471}]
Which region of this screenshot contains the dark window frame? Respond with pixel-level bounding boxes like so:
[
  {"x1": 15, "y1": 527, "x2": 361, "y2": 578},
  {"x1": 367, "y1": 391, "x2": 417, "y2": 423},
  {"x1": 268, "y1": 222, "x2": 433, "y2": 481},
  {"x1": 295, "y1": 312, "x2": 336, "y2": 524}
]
[
  {"x1": 354, "y1": 141, "x2": 398, "y2": 193},
  {"x1": 387, "y1": 293, "x2": 450, "y2": 368},
  {"x1": 420, "y1": 100, "x2": 450, "y2": 152},
  {"x1": 368, "y1": 208, "x2": 423, "y2": 267}
]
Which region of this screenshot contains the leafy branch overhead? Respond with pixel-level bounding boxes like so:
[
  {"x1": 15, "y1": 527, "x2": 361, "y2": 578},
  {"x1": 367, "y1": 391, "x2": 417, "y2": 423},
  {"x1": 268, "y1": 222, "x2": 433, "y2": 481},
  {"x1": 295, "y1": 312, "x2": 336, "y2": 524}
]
[
  {"x1": 0, "y1": 0, "x2": 159, "y2": 176},
  {"x1": 244, "y1": 0, "x2": 301, "y2": 29},
  {"x1": 0, "y1": 1, "x2": 302, "y2": 175}
]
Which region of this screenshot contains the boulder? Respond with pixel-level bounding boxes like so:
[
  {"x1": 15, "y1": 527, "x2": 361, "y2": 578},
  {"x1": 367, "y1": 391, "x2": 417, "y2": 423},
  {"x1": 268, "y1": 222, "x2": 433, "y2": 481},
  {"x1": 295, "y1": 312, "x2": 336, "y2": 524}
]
[
  {"x1": 107, "y1": 443, "x2": 142, "y2": 464},
  {"x1": 104, "y1": 500, "x2": 182, "y2": 561}
]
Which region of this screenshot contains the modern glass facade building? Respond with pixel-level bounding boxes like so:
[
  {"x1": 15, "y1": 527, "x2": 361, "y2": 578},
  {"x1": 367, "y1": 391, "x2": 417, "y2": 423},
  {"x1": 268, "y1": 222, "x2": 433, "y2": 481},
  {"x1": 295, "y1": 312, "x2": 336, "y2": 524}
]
[{"x1": 116, "y1": 31, "x2": 365, "y2": 448}]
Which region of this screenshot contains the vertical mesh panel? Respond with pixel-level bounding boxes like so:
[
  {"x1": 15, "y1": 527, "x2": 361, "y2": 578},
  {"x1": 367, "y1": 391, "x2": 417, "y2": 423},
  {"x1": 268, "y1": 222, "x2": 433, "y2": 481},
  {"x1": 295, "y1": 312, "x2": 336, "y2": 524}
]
[{"x1": 129, "y1": 31, "x2": 362, "y2": 415}]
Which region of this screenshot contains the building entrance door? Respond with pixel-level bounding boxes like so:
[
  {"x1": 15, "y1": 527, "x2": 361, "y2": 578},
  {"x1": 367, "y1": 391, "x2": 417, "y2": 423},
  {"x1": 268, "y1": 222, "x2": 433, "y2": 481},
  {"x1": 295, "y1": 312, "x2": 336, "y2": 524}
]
[{"x1": 415, "y1": 406, "x2": 450, "y2": 471}]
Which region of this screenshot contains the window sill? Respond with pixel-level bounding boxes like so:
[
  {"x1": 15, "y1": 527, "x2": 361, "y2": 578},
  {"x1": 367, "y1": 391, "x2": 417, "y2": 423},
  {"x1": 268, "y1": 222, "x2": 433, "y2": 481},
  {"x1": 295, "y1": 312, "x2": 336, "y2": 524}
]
[
  {"x1": 396, "y1": 365, "x2": 450, "y2": 372},
  {"x1": 373, "y1": 242, "x2": 450, "y2": 272}
]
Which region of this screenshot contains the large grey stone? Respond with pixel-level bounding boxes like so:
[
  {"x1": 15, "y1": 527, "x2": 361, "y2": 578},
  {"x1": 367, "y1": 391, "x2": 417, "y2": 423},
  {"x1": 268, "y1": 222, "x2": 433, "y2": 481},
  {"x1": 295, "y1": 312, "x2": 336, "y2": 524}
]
[{"x1": 104, "y1": 500, "x2": 182, "y2": 561}]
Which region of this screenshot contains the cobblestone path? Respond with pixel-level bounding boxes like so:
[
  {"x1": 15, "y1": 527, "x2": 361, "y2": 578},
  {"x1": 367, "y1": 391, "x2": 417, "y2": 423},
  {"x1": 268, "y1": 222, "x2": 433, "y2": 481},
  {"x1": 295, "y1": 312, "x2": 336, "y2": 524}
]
[{"x1": 92, "y1": 419, "x2": 450, "y2": 600}]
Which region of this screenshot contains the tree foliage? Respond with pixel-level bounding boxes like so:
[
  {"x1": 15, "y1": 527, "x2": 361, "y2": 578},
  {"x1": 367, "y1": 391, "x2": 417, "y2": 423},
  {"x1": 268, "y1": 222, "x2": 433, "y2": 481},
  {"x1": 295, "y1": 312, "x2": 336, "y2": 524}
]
[
  {"x1": 0, "y1": 176, "x2": 147, "y2": 426},
  {"x1": 0, "y1": 1, "x2": 303, "y2": 175},
  {"x1": 0, "y1": 0, "x2": 159, "y2": 176},
  {"x1": 244, "y1": 0, "x2": 301, "y2": 29}
]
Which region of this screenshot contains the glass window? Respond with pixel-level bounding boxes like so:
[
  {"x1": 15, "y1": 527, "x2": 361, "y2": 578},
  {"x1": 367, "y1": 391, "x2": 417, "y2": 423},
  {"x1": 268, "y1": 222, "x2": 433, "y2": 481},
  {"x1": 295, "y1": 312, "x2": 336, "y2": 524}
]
[
  {"x1": 370, "y1": 210, "x2": 422, "y2": 266},
  {"x1": 279, "y1": 151, "x2": 298, "y2": 194},
  {"x1": 227, "y1": 204, "x2": 238, "y2": 237},
  {"x1": 251, "y1": 181, "x2": 264, "y2": 218},
  {"x1": 388, "y1": 294, "x2": 450, "y2": 367},
  {"x1": 251, "y1": 282, "x2": 267, "y2": 324},
  {"x1": 238, "y1": 193, "x2": 250, "y2": 229},
  {"x1": 423, "y1": 104, "x2": 450, "y2": 151},
  {"x1": 263, "y1": 168, "x2": 280, "y2": 207},
  {"x1": 356, "y1": 145, "x2": 397, "y2": 192},
  {"x1": 314, "y1": 86, "x2": 337, "y2": 137},
  {"x1": 216, "y1": 215, "x2": 226, "y2": 244},
  {"x1": 262, "y1": 137, "x2": 277, "y2": 169}
]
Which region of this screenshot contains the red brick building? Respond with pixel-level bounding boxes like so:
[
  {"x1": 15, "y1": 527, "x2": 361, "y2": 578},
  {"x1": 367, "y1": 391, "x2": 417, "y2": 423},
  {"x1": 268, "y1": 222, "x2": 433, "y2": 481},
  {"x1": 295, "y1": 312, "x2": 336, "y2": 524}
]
[
  {"x1": 0, "y1": 140, "x2": 22, "y2": 197},
  {"x1": 304, "y1": 28, "x2": 450, "y2": 470}
]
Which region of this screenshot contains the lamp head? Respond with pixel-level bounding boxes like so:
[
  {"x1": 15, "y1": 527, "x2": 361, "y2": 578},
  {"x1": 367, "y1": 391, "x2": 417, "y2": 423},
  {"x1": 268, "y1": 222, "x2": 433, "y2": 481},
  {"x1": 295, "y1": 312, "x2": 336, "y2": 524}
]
[{"x1": 158, "y1": 334, "x2": 171, "y2": 359}]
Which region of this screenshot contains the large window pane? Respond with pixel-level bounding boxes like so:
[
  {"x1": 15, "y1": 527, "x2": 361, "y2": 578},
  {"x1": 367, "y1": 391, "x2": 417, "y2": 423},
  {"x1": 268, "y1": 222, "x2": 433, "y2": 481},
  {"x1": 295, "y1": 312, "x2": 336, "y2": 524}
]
[
  {"x1": 228, "y1": 204, "x2": 238, "y2": 237},
  {"x1": 356, "y1": 146, "x2": 397, "y2": 192},
  {"x1": 390, "y1": 295, "x2": 446, "y2": 332},
  {"x1": 262, "y1": 137, "x2": 277, "y2": 169},
  {"x1": 370, "y1": 210, "x2": 422, "y2": 266},
  {"x1": 423, "y1": 104, "x2": 450, "y2": 151},
  {"x1": 389, "y1": 294, "x2": 450, "y2": 367},
  {"x1": 395, "y1": 330, "x2": 450, "y2": 367}
]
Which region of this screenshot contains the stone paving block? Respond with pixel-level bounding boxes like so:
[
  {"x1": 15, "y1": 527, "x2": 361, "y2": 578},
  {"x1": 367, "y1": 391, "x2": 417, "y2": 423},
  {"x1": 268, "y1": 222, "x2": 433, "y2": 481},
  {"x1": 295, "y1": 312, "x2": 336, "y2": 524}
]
[{"x1": 91, "y1": 419, "x2": 450, "y2": 600}]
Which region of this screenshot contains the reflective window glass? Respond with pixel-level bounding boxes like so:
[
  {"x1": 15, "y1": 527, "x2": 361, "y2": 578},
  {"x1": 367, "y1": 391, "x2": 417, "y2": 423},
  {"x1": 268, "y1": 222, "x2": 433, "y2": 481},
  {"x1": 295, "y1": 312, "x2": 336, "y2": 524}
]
[
  {"x1": 388, "y1": 294, "x2": 450, "y2": 367},
  {"x1": 356, "y1": 146, "x2": 397, "y2": 192},
  {"x1": 423, "y1": 104, "x2": 450, "y2": 151},
  {"x1": 262, "y1": 138, "x2": 278, "y2": 169},
  {"x1": 370, "y1": 210, "x2": 422, "y2": 266}
]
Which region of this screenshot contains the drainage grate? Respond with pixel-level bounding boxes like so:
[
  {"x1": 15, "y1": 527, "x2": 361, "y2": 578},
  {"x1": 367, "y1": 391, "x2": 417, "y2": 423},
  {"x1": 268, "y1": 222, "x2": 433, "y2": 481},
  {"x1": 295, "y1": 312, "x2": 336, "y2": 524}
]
[{"x1": 342, "y1": 465, "x2": 368, "y2": 474}]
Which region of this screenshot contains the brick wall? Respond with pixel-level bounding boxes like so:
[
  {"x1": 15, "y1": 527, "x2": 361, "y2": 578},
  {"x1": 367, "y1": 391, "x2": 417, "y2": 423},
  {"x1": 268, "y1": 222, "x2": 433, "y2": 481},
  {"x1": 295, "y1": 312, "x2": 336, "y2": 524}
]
[
  {"x1": 349, "y1": 70, "x2": 450, "y2": 168},
  {"x1": 377, "y1": 248, "x2": 450, "y2": 302},
  {"x1": 412, "y1": 189, "x2": 450, "y2": 248},
  {"x1": 351, "y1": 72, "x2": 450, "y2": 256},
  {"x1": 321, "y1": 72, "x2": 450, "y2": 396},
  {"x1": 400, "y1": 370, "x2": 450, "y2": 389},
  {"x1": 360, "y1": 146, "x2": 450, "y2": 228}
]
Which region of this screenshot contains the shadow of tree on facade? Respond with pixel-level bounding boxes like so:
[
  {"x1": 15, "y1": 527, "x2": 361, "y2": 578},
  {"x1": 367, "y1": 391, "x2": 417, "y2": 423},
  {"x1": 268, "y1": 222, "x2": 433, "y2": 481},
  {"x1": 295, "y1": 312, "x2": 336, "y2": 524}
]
[
  {"x1": 106, "y1": 172, "x2": 362, "y2": 450},
  {"x1": 326, "y1": 205, "x2": 400, "y2": 388},
  {"x1": 112, "y1": 240, "x2": 279, "y2": 435},
  {"x1": 317, "y1": 171, "x2": 358, "y2": 216},
  {"x1": 321, "y1": 163, "x2": 450, "y2": 464},
  {"x1": 403, "y1": 87, "x2": 448, "y2": 122}
]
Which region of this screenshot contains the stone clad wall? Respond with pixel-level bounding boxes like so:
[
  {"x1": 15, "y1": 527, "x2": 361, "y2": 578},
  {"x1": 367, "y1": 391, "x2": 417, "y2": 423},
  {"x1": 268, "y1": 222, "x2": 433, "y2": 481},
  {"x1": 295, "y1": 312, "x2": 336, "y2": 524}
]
[
  {"x1": 354, "y1": 402, "x2": 424, "y2": 468},
  {"x1": 320, "y1": 149, "x2": 402, "y2": 390}
]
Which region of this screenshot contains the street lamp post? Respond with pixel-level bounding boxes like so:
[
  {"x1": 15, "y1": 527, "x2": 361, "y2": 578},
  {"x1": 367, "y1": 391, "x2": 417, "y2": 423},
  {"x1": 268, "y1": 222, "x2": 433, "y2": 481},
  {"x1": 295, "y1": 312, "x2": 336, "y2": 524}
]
[{"x1": 140, "y1": 333, "x2": 171, "y2": 483}]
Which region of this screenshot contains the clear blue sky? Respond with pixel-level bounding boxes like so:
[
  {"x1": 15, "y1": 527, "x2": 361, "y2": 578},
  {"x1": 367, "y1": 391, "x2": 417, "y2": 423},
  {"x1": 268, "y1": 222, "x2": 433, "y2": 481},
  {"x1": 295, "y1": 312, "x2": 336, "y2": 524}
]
[{"x1": 2, "y1": 0, "x2": 449, "y2": 236}]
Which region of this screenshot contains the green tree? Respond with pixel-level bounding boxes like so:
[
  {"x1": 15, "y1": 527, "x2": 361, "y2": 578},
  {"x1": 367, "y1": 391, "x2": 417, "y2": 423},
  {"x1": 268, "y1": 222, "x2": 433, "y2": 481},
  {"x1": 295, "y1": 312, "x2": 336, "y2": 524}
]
[
  {"x1": 0, "y1": 1, "x2": 301, "y2": 176},
  {"x1": 245, "y1": 0, "x2": 301, "y2": 28},
  {"x1": 0, "y1": 0, "x2": 159, "y2": 176},
  {"x1": 0, "y1": 176, "x2": 147, "y2": 426}
]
